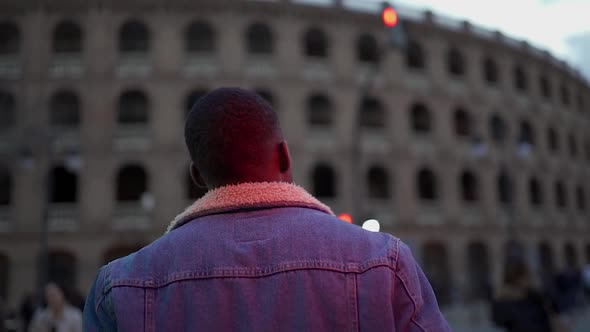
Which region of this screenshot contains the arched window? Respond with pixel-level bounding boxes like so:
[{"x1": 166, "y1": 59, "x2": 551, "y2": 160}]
[
  {"x1": 539, "y1": 75, "x2": 551, "y2": 99},
  {"x1": 312, "y1": 163, "x2": 335, "y2": 198},
  {"x1": 568, "y1": 134, "x2": 577, "y2": 158},
  {"x1": 254, "y1": 89, "x2": 275, "y2": 108},
  {"x1": 308, "y1": 94, "x2": 332, "y2": 127},
  {"x1": 0, "y1": 254, "x2": 8, "y2": 300},
  {"x1": 453, "y1": 108, "x2": 471, "y2": 138},
  {"x1": 586, "y1": 244, "x2": 590, "y2": 265},
  {"x1": 53, "y1": 21, "x2": 82, "y2": 54},
  {"x1": 118, "y1": 90, "x2": 148, "y2": 124},
  {"x1": 554, "y1": 180, "x2": 567, "y2": 209},
  {"x1": 0, "y1": 22, "x2": 20, "y2": 55},
  {"x1": 411, "y1": 102, "x2": 431, "y2": 134},
  {"x1": 518, "y1": 120, "x2": 534, "y2": 146},
  {"x1": 367, "y1": 166, "x2": 390, "y2": 199},
  {"x1": 406, "y1": 40, "x2": 425, "y2": 69},
  {"x1": 50, "y1": 90, "x2": 80, "y2": 127},
  {"x1": 48, "y1": 251, "x2": 77, "y2": 294},
  {"x1": 50, "y1": 165, "x2": 78, "y2": 203},
  {"x1": 564, "y1": 243, "x2": 578, "y2": 268},
  {"x1": 303, "y1": 27, "x2": 328, "y2": 58},
  {"x1": 246, "y1": 23, "x2": 273, "y2": 55},
  {"x1": 483, "y1": 57, "x2": 498, "y2": 84},
  {"x1": 417, "y1": 168, "x2": 437, "y2": 200},
  {"x1": 0, "y1": 90, "x2": 15, "y2": 130},
  {"x1": 185, "y1": 21, "x2": 214, "y2": 53},
  {"x1": 497, "y1": 170, "x2": 512, "y2": 205},
  {"x1": 504, "y1": 239, "x2": 525, "y2": 265},
  {"x1": 529, "y1": 177, "x2": 543, "y2": 206},
  {"x1": 489, "y1": 114, "x2": 506, "y2": 144},
  {"x1": 447, "y1": 47, "x2": 465, "y2": 76},
  {"x1": 359, "y1": 96, "x2": 384, "y2": 129},
  {"x1": 547, "y1": 127, "x2": 559, "y2": 152},
  {"x1": 576, "y1": 186, "x2": 586, "y2": 211},
  {"x1": 466, "y1": 242, "x2": 491, "y2": 301},
  {"x1": 0, "y1": 167, "x2": 10, "y2": 206},
  {"x1": 185, "y1": 89, "x2": 208, "y2": 116},
  {"x1": 103, "y1": 244, "x2": 144, "y2": 264},
  {"x1": 460, "y1": 170, "x2": 478, "y2": 202},
  {"x1": 357, "y1": 33, "x2": 379, "y2": 64},
  {"x1": 116, "y1": 164, "x2": 147, "y2": 202},
  {"x1": 186, "y1": 170, "x2": 207, "y2": 200},
  {"x1": 560, "y1": 83, "x2": 570, "y2": 106},
  {"x1": 513, "y1": 65, "x2": 527, "y2": 92},
  {"x1": 119, "y1": 20, "x2": 149, "y2": 53},
  {"x1": 538, "y1": 242, "x2": 554, "y2": 276},
  {"x1": 422, "y1": 242, "x2": 452, "y2": 306}
]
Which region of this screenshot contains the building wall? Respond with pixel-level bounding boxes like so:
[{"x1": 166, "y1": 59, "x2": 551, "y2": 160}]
[{"x1": 0, "y1": 0, "x2": 589, "y2": 311}]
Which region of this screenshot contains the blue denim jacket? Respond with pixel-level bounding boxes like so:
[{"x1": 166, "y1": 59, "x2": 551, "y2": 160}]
[{"x1": 84, "y1": 183, "x2": 450, "y2": 331}]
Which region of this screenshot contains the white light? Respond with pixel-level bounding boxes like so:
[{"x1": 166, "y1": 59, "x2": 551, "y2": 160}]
[{"x1": 362, "y1": 219, "x2": 380, "y2": 232}]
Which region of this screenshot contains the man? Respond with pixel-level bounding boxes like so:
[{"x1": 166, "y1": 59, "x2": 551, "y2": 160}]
[
  {"x1": 29, "y1": 283, "x2": 82, "y2": 332},
  {"x1": 84, "y1": 88, "x2": 450, "y2": 331}
]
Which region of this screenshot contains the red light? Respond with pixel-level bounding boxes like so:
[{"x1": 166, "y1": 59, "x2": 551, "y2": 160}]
[
  {"x1": 338, "y1": 213, "x2": 353, "y2": 224},
  {"x1": 382, "y1": 7, "x2": 398, "y2": 27}
]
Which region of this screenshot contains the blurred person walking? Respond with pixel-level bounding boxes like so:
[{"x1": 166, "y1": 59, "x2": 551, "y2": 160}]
[{"x1": 29, "y1": 283, "x2": 82, "y2": 332}]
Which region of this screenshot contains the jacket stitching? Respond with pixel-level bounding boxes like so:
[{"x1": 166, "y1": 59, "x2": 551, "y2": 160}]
[{"x1": 395, "y1": 266, "x2": 428, "y2": 332}]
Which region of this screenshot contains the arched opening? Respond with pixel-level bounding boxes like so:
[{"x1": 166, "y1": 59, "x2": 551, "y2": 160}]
[
  {"x1": 497, "y1": 170, "x2": 513, "y2": 205},
  {"x1": 483, "y1": 57, "x2": 498, "y2": 84},
  {"x1": 118, "y1": 90, "x2": 148, "y2": 125},
  {"x1": 308, "y1": 94, "x2": 332, "y2": 127},
  {"x1": 539, "y1": 75, "x2": 551, "y2": 99},
  {"x1": 447, "y1": 47, "x2": 465, "y2": 76},
  {"x1": 0, "y1": 253, "x2": 8, "y2": 300},
  {"x1": 303, "y1": 27, "x2": 328, "y2": 58},
  {"x1": 538, "y1": 242, "x2": 554, "y2": 288},
  {"x1": 367, "y1": 166, "x2": 390, "y2": 199},
  {"x1": 489, "y1": 114, "x2": 507, "y2": 145},
  {"x1": 50, "y1": 90, "x2": 80, "y2": 128},
  {"x1": 357, "y1": 33, "x2": 379, "y2": 64},
  {"x1": 50, "y1": 165, "x2": 78, "y2": 203},
  {"x1": 568, "y1": 134, "x2": 577, "y2": 158},
  {"x1": 460, "y1": 170, "x2": 479, "y2": 202},
  {"x1": 116, "y1": 164, "x2": 148, "y2": 202},
  {"x1": 119, "y1": 20, "x2": 149, "y2": 53},
  {"x1": 453, "y1": 108, "x2": 471, "y2": 138},
  {"x1": 518, "y1": 120, "x2": 534, "y2": 147},
  {"x1": 0, "y1": 22, "x2": 20, "y2": 55},
  {"x1": 417, "y1": 168, "x2": 437, "y2": 201},
  {"x1": 547, "y1": 127, "x2": 559, "y2": 152},
  {"x1": 564, "y1": 243, "x2": 578, "y2": 268},
  {"x1": 0, "y1": 166, "x2": 10, "y2": 206},
  {"x1": 406, "y1": 40, "x2": 425, "y2": 69},
  {"x1": 52, "y1": 21, "x2": 82, "y2": 54},
  {"x1": 359, "y1": 96, "x2": 384, "y2": 129},
  {"x1": 312, "y1": 163, "x2": 336, "y2": 198},
  {"x1": 513, "y1": 65, "x2": 527, "y2": 92},
  {"x1": 466, "y1": 242, "x2": 491, "y2": 301},
  {"x1": 422, "y1": 242, "x2": 452, "y2": 306},
  {"x1": 560, "y1": 83, "x2": 570, "y2": 106},
  {"x1": 246, "y1": 23, "x2": 273, "y2": 55},
  {"x1": 185, "y1": 21, "x2": 214, "y2": 53},
  {"x1": 48, "y1": 250, "x2": 77, "y2": 295},
  {"x1": 554, "y1": 180, "x2": 567, "y2": 210},
  {"x1": 529, "y1": 177, "x2": 543, "y2": 206},
  {"x1": 410, "y1": 102, "x2": 431, "y2": 134},
  {"x1": 0, "y1": 90, "x2": 15, "y2": 130},
  {"x1": 576, "y1": 186, "x2": 586, "y2": 212}
]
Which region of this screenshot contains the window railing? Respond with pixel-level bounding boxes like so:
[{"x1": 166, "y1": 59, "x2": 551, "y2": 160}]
[
  {"x1": 48, "y1": 202, "x2": 79, "y2": 232},
  {"x1": 112, "y1": 202, "x2": 152, "y2": 231}
]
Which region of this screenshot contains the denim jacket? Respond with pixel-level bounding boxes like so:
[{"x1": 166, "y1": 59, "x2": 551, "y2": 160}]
[{"x1": 84, "y1": 182, "x2": 450, "y2": 331}]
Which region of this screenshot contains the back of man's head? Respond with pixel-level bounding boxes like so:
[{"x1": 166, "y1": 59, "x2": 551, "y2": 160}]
[{"x1": 185, "y1": 87, "x2": 288, "y2": 188}]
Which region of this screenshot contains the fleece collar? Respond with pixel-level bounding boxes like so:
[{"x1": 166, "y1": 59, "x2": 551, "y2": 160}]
[{"x1": 167, "y1": 182, "x2": 334, "y2": 233}]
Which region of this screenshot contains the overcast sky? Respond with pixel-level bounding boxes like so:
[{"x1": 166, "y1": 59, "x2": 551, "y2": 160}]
[{"x1": 354, "y1": 0, "x2": 590, "y2": 81}]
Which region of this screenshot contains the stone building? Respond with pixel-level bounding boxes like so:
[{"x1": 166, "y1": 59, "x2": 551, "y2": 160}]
[{"x1": 0, "y1": 0, "x2": 589, "y2": 319}]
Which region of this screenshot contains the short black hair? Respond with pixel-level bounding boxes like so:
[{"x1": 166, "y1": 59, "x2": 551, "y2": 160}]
[{"x1": 185, "y1": 87, "x2": 282, "y2": 185}]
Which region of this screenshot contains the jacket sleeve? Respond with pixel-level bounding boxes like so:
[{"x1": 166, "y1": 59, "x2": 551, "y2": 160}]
[
  {"x1": 83, "y1": 267, "x2": 118, "y2": 332},
  {"x1": 392, "y1": 241, "x2": 451, "y2": 332}
]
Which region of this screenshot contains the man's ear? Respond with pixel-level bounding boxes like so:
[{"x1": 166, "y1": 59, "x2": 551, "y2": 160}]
[
  {"x1": 189, "y1": 162, "x2": 207, "y2": 188},
  {"x1": 278, "y1": 141, "x2": 291, "y2": 173}
]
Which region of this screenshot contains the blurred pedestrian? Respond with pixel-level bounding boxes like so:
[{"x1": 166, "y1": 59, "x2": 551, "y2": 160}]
[
  {"x1": 491, "y1": 257, "x2": 562, "y2": 332},
  {"x1": 29, "y1": 283, "x2": 82, "y2": 332},
  {"x1": 84, "y1": 87, "x2": 451, "y2": 331},
  {"x1": 19, "y1": 294, "x2": 36, "y2": 332}
]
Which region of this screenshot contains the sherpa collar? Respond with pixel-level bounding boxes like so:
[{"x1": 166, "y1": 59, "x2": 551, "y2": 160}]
[{"x1": 167, "y1": 182, "x2": 334, "y2": 233}]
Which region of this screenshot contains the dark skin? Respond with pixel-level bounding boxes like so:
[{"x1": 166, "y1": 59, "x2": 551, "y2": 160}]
[{"x1": 190, "y1": 140, "x2": 293, "y2": 190}]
